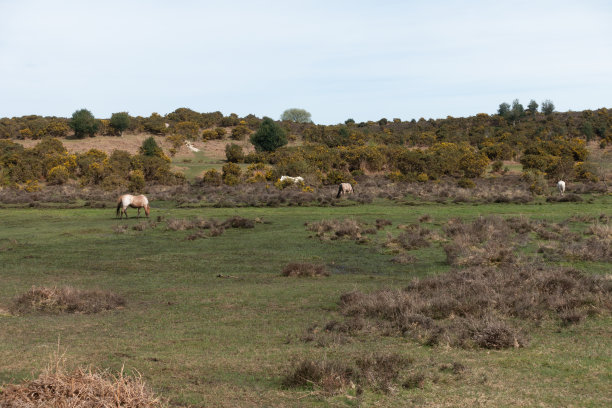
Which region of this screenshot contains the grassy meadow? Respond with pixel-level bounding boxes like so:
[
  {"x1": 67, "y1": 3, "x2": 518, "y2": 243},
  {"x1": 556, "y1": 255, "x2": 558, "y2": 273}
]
[{"x1": 0, "y1": 197, "x2": 611, "y2": 407}]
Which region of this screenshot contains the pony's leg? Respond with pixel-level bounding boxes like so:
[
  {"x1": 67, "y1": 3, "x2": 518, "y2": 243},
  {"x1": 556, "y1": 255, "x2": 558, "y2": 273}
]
[{"x1": 137, "y1": 208, "x2": 141, "y2": 218}]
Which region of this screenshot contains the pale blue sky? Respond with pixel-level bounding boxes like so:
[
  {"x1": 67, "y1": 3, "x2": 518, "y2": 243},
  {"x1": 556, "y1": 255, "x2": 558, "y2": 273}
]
[{"x1": 1, "y1": 0, "x2": 611, "y2": 124}]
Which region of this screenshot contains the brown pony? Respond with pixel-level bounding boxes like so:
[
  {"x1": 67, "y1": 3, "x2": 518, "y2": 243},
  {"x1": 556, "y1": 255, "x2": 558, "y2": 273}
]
[{"x1": 116, "y1": 194, "x2": 150, "y2": 219}]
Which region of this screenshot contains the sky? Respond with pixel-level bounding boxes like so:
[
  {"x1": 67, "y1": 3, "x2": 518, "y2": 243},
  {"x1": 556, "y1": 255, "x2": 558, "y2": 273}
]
[{"x1": 1, "y1": 0, "x2": 611, "y2": 124}]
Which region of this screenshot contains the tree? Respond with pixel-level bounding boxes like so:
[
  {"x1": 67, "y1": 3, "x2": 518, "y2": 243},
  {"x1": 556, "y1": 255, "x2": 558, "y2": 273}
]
[
  {"x1": 140, "y1": 136, "x2": 164, "y2": 157},
  {"x1": 509, "y1": 99, "x2": 525, "y2": 124},
  {"x1": 69, "y1": 109, "x2": 99, "y2": 138},
  {"x1": 497, "y1": 102, "x2": 510, "y2": 117},
  {"x1": 250, "y1": 117, "x2": 288, "y2": 152},
  {"x1": 541, "y1": 100, "x2": 555, "y2": 115},
  {"x1": 109, "y1": 112, "x2": 130, "y2": 136},
  {"x1": 527, "y1": 100, "x2": 538, "y2": 114},
  {"x1": 280, "y1": 108, "x2": 312, "y2": 123}
]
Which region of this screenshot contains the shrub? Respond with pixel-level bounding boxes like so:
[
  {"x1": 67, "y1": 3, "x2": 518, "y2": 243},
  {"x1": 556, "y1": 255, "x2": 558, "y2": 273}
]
[
  {"x1": 109, "y1": 112, "x2": 130, "y2": 136},
  {"x1": 129, "y1": 170, "x2": 145, "y2": 192},
  {"x1": 142, "y1": 112, "x2": 167, "y2": 135},
  {"x1": 225, "y1": 143, "x2": 245, "y2": 163},
  {"x1": 250, "y1": 117, "x2": 288, "y2": 152},
  {"x1": 283, "y1": 353, "x2": 408, "y2": 394},
  {"x1": 11, "y1": 286, "x2": 125, "y2": 314},
  {"x1": 139, "y1": 136, "x2": 164, "y2": 157},
  {"x1": 281, "y1": 263, "x2": 329, "y2": 277},
  {"x1": 457, "y1": 178, "x2": 475, "y2": 188},
  {"x1": 231, "y1": 125, "x2": 250, "y2": 140},
  {"x1": 47, "y1": 165, "x2": 70, "y2": 185},
  {"x1": 69, "y1": 109, "x2": 99, "y2": 138},
  {"x1": 0, "y1": 357, "x2": 163, "y2": 407},
  {"x1": 201, "y1": 168, "x2": 222, "y2": 185},
  {"x1": 222, "y1": 162, "x2": 242, "y2": 185},
  {"x1": 174, "y1": 121, "x2": 200, "y2": 138}
]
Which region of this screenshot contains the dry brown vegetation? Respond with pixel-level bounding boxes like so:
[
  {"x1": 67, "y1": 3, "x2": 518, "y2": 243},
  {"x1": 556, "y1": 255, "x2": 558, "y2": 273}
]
[
  {"x1": 11, "y1": 286, "x2": 125, "y2": 315},
  {"x1": 281, "y1": 263, "x2": 330, "y2": 277},
  {"x1": 283, "y1": 353, "x2": 409, "y2": 395},
  {"x1": 0, "y1": 355, "x2": 163, "y2": 407},
  {"x1": 324, "y1": 263, "x2": 612, "y2": 349},
  {"x1": 164, "y1": 215, "x2": 258, "y2": 239},
  {"x1": 305, "y1": 218, "x2": 378, "y2": 243}
]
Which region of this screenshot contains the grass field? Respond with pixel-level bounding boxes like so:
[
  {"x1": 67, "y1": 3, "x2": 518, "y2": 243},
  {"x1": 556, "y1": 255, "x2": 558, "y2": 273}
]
[{"x1": 1, "y1": 197, "x2": 611, "y2": 407}]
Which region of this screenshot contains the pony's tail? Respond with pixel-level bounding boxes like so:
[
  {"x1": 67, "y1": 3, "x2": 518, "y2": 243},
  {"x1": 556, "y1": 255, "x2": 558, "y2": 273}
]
[
  {"x1": 116, "y1": 200, "x2": 122, "y2": 217},
  {"x1": 336, "y1": 185, "x2": 342, "y2": 198}
]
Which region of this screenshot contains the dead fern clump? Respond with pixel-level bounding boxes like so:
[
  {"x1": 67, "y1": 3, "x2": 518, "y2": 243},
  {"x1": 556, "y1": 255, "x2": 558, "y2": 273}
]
[
  {"x1": 0, "y1": 358, "x2": 163, "y2": 407},
  {"x1": 132, "y1": 221, "x2": 158, "y2": 231},
  {"x1": 112, "y1": 224, "x2": 128, "y2": 234},
  {"x1": 443, "y1": 216, "x2": 517, "y2": 266},
  {"x1": 391, "y1": 253, "x2": 417, "y2": 264},
  {"x1": 166, "y1": 216, "x2": 258, "y2": 236},
  {"x1": 558, "y1": 236, "x2": 612, "y2": 262},
  {"x1": 546, "y1": 193, "x2": 583, "y2": 203},
  {"x1": 221, "y1": 215, "x2": 255, "y2": 229},
  {"x1": 282, "y1": 359, "x2": 355, "y2": 394},
  {"x1": 165, "y1": 218, "x2": 193, "y2": 231},
  {"x1": 283, "y1": 353, "x2": 408, "y2": 394},
  {"x1": 385, "y1": 225, "x2": 432, "y2": 252},
  {"x1": 306, "y1": 218, "x2": 376, "y2": 241},
  {"x1": 11, "y1": 286, "x2": 125, "y2": 315},
  {"x1": 326, "y1": 264, "x2": 612, "y2": 349},
  {"x1": 586, "y1": 222, "x2": 612, "y2": 240},
  {"x1": 375, "y1": 218, "x2": 392, "y2": 229},
  {"x1": 418, "y1": 214, "x2": 432, "y2": 223},
  {"x1": 281, "y1": 262, "x2": 330, "y2": 277}
]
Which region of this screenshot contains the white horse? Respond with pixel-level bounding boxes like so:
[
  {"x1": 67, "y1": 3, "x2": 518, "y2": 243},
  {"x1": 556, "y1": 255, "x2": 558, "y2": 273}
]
[
  {"x1": 557, "y1": 180, "x2": 566, "y2": 196},
  {"x1": 280, "y1": 176, "x2": 304, "y2": 183},
  {"x1": 116, "y1": 194, "x2": 150, "y2": 219},
  {"x1": 336, "y1": 183, "x2": 354, "y2": 198}
]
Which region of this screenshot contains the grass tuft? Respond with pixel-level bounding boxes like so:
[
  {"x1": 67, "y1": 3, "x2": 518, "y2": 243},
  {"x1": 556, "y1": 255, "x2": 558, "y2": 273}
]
[{"x1": 11, "y1": 286, "x2": 126, "y2": 315}]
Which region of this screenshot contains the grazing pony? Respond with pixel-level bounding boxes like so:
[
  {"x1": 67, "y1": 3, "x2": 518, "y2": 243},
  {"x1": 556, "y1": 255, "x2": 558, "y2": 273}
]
[
  {"x1": 557, "y1": 180, "x2": 566, "y2": 196},
  {"x1": 336, "y1": 183, "x2": 354, "y2": 198},
  {"x1": 116, "y1": 194, "x2": 150, "y2": 219}
]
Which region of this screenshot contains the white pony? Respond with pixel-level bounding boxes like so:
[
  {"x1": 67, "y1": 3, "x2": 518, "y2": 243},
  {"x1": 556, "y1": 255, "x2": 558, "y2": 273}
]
[
  {"x1": 280, "y1": 176, "x2": 304, "y2": 183},
  {"x1": 116, "y1": 194, "x2": 150, "y2": 219},
  {"x1": 336, "y1": 183, "x2": 354, "y2": 198},
  {"x1": 557, "y1": 180, "x2": 566, "y2": 196}
]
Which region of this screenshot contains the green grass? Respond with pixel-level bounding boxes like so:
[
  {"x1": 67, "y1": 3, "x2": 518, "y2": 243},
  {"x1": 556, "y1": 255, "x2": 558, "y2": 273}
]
[
  {"x1": 171, "y1": 150, "x2": 225, "y2": 180},
  {"x1": 1, "y1": 197, "x2": 611, "y2": 406}
]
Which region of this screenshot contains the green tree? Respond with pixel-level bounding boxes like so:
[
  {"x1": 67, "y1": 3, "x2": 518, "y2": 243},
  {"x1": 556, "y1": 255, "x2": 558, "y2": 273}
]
[
  {"x1": 250, "y1": 117, "x2": 288, "y2": 152},
  {"x1": 509, "y1": 99, "x2": 525, "y2": 124},
  {"x1": 541, "y1": 100, "x2": 555, "y2": 115},
  {"x1": 527, "y1": 100, "x2": 539, "y2": 114},
  {"x1": 69, "y1": 109, "x2": 99, "y2": 138},
  {"x1": 497, "y1": 102, "x2": 510, "y2": 117},
  {"x1": 140, "y1": 136, "x2": 164, "y2": 157},
  {"x1": 109, "y1": 112, "x2": 130, "y2": 136},
  {"x1": 280, "y1": 108, "x2": 312, "y2": 123}
]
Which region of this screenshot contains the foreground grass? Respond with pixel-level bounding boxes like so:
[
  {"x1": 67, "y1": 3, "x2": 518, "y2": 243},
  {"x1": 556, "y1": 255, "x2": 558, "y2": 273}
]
[{"x1": 0, "y1": 198, "x2": 610, "y2": 407}]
